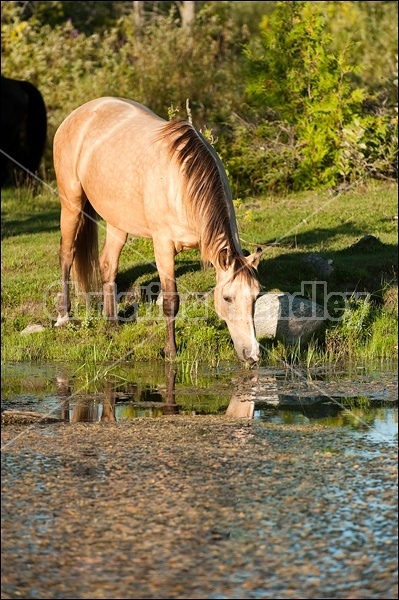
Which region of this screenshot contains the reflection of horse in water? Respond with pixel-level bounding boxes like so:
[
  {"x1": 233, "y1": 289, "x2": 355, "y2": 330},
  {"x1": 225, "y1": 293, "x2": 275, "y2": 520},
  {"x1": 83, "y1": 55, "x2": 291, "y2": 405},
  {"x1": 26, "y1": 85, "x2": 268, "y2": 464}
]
[
  {"x1": 55, "y1": 364, "x2": 258, "y2": 422},
  {"x1": 56, "y1": 363, "x2": 178, "y2": 422},
  {"x1": 0, "y1": 75, "x2": 47, "y2": 187}
]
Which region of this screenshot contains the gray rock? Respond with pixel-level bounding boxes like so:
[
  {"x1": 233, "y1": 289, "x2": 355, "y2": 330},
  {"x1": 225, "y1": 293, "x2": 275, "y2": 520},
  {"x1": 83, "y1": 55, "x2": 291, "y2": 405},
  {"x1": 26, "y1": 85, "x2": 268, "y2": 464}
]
[
  {"x1": 254, "y1": 292, "x2": 326, "y2": 346},
  {"x1": 20, "y1": 324, "x2": 46, "y2": 335},
  {"x1": 303, "y1": 252, "x2": 334, "y2": 279}
]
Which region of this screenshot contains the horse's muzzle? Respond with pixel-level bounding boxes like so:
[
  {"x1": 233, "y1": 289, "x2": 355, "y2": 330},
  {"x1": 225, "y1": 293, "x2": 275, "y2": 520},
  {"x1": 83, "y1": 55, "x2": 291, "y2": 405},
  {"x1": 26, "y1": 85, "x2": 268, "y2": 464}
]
[{"x1": 242, "y1": 346, "x2": 260, "y2": 365}]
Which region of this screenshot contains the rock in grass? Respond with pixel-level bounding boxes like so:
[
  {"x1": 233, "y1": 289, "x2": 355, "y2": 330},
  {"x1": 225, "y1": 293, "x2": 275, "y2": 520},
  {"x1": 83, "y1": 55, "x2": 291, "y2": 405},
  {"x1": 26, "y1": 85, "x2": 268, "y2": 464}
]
[
  {"x1": 254, "y1": 292, "x2": 326, "y2": 346},
  {"x1": 20, "y1": 324, "x2": 45, "y2": 335},
  {"x1": 303, "y1": 252, "x2": 334, "y2": 279},
  {"x1": 349, "y1": 234, "x2": 384, "y2": 253}
]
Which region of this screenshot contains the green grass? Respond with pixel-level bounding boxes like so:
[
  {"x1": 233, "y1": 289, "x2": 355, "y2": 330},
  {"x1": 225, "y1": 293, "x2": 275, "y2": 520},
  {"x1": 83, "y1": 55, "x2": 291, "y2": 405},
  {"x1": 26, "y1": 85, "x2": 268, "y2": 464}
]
[{"x1": 1, "y1": 180, "x2": 397, "y2": 366}]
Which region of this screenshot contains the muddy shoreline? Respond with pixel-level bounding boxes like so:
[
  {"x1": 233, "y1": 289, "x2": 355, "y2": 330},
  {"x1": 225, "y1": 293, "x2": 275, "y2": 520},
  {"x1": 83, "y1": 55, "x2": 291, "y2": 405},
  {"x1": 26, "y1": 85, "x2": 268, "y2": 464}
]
[{"x1": 1, "y1": 417, "x2": 397, "y2": 599}]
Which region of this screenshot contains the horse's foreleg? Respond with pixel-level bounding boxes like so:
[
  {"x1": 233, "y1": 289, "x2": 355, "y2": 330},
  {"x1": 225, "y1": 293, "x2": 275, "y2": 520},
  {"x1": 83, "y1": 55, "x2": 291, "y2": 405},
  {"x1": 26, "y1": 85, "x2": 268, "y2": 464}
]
[
  {"x1": 163, "y1": 286, "x2": 180, "y2": 359},
  {"x1": 154, "y1": 241, "x2": 179, "y2": 360},
  {"x1": 99, "y1": 224, "x2": 127, "y2": 323}
]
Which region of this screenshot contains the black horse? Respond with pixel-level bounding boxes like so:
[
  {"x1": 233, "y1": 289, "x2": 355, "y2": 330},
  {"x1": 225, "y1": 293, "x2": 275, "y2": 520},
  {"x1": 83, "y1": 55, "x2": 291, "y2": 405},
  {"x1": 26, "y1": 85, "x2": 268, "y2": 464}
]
[{"x1": 1, "y1": 75, "x2": 47, "y2": 187}]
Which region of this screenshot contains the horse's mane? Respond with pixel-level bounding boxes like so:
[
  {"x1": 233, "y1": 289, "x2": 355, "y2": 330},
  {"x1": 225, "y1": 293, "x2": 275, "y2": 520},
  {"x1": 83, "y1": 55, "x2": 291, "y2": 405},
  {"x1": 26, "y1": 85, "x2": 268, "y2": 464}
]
[
  {"x1": 157, "y1": 119, "x2": 247, "y2": 271},
  {"x1": 229, "y1": 253, "x2": 257, "y2": 284}
]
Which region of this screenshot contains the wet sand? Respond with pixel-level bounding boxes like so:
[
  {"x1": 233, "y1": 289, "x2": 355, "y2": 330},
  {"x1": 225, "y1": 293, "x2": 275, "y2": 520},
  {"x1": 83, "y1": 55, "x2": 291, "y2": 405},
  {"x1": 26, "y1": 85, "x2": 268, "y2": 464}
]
[{"x1": 1, "y1": 417, "x2": 398, "y2": 599}]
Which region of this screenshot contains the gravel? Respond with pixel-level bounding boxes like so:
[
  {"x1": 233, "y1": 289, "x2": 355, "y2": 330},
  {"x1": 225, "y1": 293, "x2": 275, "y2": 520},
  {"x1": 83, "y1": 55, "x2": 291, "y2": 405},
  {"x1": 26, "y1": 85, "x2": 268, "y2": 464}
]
[{"x1": 1, "y1": 417, "x2": 398, "y2": 599}]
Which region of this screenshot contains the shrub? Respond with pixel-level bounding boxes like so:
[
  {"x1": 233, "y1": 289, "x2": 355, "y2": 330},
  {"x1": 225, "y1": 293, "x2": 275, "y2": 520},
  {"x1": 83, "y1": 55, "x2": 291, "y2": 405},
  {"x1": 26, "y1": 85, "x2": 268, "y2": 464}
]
[
  {"x1": 1, "y1": 3, "x2": 249, "y2": 177},
  {"x1": 220, "y1": 1, "x2": 398, "y2": 194}
]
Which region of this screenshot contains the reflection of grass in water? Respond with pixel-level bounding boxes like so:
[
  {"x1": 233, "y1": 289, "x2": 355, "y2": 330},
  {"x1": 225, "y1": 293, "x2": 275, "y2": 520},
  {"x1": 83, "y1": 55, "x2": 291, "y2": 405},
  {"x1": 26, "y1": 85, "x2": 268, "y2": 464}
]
[
  {"x1": 1, "y1": 374, "x2": 54, "y2": 400},
  {"x1": 264, "y1": 395, "x2": 394, "y2": 432},
  {"x1": 67, "y1": 360, "x2": 233, "y2": 414},
  {"x1": 317, "y1": 410, "x2": 374, "y2": 430},
  {"x1": 118, "y1": 406, "x2": 166, "y2": 419},
  {"x1": 176, "y1": 393, "x2": 230, "y2": 414},
  {"x1": 4, "y1": 359, "x2": 396, "y2": 424},
  {"x1": 117, "y1": 393, "x2": 230, "y2": 418},
  {"x1": 333, "y1": 397, "x2": 396, "y2": 431}
]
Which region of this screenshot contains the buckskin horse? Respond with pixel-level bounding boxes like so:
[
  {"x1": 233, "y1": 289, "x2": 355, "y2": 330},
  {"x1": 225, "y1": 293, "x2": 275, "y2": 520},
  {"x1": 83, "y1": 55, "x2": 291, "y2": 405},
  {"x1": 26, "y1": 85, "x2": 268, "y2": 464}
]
[
  {"x1": 54, "y1": 97, "x2": 262, "y2": 362},
  {"x1": 0, "y1": 75, "x2": 47, "y2": 186}
]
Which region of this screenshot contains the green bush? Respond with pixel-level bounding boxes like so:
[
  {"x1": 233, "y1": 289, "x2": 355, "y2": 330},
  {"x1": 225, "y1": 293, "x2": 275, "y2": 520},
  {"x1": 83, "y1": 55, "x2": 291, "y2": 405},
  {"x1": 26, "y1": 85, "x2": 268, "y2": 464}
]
[
  {"x1": 219, "y1": 1, "x2": 398, "y2": 194},
  {"x1": 1, "y1": 3, "x2": 248, "y2": 176},
  {"x1": 221, "y1": 112, "x2": 299, "y2": 195},
  {"x1": 1, "y1": 1, "x2": 397, "y2": 192}
]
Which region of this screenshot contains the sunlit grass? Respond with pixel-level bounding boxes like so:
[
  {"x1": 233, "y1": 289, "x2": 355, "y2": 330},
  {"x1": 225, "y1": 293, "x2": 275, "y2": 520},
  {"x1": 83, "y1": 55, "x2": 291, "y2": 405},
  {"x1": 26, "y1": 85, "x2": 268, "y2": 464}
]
[{"x1": 1, "y1": 180, "x2": 397, "y2": 366}]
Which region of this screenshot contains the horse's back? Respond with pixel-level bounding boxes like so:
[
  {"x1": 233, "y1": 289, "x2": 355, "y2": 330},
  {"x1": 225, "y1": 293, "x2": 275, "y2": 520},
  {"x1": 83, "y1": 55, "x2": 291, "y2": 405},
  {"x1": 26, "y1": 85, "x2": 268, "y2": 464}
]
[
  {"x1": 54, "y1": 97, "x2": 170, "y2": 236},
  {"x1": 55, "y1": 97, "x2": 162, "y2": 146},
  {"x1": 54, "y1": 97, "x2": 165, "y2": 169}
]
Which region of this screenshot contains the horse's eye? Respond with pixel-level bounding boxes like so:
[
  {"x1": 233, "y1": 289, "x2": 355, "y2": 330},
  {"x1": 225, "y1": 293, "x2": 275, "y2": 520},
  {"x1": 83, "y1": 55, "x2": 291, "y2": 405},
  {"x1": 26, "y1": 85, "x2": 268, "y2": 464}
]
[{"x1": 223, "y1": 296, "x2": 233, "y2": 303}]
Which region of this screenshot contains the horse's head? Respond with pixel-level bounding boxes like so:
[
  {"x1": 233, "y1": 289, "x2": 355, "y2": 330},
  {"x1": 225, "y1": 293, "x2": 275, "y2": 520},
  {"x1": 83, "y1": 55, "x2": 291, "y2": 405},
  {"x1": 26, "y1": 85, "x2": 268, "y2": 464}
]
[{"x1": 214, "y1": 247, "x2": 262, "y2": 364}]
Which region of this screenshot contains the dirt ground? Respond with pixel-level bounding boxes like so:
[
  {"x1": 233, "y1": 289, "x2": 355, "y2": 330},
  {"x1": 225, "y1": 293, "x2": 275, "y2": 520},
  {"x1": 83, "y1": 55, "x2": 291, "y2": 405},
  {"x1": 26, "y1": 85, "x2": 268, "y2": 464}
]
[{"x1": 1, "y1": 416, "x2": 398, "y2": 599}]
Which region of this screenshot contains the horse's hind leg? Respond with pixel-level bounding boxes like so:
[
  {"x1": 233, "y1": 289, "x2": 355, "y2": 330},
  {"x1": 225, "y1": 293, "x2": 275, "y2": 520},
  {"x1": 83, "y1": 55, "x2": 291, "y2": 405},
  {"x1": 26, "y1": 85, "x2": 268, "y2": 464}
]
[
  {"x1": 99, "y1": 224, "x2": 127, "y2": 322},
  {"x1": 56, "y1": 190, "x2": 84, "y2": 326}
]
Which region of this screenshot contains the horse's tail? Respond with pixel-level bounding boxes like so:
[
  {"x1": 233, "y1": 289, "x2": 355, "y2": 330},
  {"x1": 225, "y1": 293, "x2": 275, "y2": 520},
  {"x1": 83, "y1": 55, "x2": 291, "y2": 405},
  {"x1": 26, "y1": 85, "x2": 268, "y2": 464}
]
[
  {"x1": 71, "y1": 199, "x2": 101, "y2": 293},
  {"x1": 18, "y1": 80, "x2": 47, "y2": 174}
]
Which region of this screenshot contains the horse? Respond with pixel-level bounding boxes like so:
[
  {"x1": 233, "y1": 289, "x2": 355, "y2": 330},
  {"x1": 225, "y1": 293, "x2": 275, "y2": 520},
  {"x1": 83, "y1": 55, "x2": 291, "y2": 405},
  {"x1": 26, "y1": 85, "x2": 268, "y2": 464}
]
[
  {"x1": 53, "y1": 97, "x2": 262, "y2": 363},
  {"x1": 0, "y1": 75, "x2": 47, "y2": 187}
]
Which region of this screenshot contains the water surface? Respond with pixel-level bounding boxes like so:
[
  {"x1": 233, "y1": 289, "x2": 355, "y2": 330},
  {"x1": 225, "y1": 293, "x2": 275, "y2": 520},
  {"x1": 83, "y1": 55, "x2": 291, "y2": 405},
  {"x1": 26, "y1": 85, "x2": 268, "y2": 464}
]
[
  {"x1": 1, "y1": 360, "x2": 397, "y2": 599},
  {"x1": 2, "y1": 360, "x2": 397, "y2": 444}
]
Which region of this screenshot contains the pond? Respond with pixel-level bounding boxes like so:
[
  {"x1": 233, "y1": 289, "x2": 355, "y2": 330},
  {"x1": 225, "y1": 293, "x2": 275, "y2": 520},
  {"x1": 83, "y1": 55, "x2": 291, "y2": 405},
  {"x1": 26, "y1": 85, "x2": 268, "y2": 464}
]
[{"x1": 2, "y1": 360, "x2": 397, "y2": 444}]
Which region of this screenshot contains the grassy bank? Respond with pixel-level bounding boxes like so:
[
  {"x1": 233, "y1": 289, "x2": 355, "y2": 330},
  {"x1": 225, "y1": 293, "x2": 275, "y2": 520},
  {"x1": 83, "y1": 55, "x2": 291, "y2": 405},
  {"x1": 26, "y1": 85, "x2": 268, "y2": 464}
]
[{"x1": 1, "y1": 180, "x2": 397, "y2": 366}]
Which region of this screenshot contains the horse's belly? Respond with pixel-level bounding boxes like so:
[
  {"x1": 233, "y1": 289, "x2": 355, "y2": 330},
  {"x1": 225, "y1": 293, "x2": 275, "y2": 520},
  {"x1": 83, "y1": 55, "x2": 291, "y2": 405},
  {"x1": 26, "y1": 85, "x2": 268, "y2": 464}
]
[
  {"x1": 79, "y1": 159, "x2": 153, "y2": 237},
  {"x1": 86, "y1": 192, "x2": 152, "y2": 237}
]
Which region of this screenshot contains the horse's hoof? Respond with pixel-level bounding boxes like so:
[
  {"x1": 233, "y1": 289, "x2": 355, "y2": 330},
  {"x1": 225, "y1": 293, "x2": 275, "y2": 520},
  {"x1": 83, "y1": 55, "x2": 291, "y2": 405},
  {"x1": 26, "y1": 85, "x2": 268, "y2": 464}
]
[
  {"x1": 55, "y1": 314, "x2": 70, "y2": 327},
  {"x1": 106, "y1": 318, "x2": 120, "y2": 327}
]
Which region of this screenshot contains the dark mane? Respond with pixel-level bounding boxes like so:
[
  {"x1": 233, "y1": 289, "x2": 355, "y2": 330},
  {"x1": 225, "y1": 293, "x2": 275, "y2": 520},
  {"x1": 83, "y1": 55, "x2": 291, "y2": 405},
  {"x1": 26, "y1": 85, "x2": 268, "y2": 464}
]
[{"x1": 157, "y1": 119, "x2": 239, "y2": 265}]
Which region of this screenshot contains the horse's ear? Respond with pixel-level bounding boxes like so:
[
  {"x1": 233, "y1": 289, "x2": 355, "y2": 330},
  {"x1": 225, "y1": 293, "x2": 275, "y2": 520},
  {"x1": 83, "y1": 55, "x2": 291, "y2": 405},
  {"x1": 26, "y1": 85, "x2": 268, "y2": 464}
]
[
  {"x1": 218, "y1": 247, "x2": 232, "y2": 270},
  {"x1": 246, "y1": 247, "x2": 263, "y2": 270}
]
